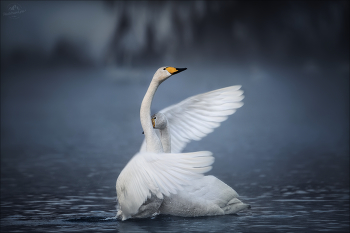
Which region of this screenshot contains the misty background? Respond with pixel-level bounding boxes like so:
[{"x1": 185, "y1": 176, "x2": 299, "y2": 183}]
[
  {"x1": 1, "y1": 1, "x2": 349, "y2": 232},
  {"x1": 1, "y1": 1, "x2": 349, "y2": 68}
]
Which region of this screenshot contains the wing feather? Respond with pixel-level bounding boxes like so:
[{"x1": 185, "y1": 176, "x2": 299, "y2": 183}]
[
  {"x1": 139, "y1": 86, "x2": 244, "y2": 153},
  {"x1": 162, "y1": 85, "x2": 244, "y2": 152},
  {"x1": 116, "y1": 150, "x2": 214, "y2": 220}
]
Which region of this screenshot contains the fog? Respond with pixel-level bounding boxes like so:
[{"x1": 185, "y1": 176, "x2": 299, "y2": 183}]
[{"x1": 1, "y1": 1, "x2": 348, "y2": 67}]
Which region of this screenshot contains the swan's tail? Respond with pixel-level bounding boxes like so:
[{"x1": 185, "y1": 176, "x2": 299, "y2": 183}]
[{"x1": 222, "y1": 197, "x2": 251, "y2": 214}]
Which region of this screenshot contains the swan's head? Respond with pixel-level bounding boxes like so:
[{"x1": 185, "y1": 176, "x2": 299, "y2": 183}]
[
  {"x1": 151, "y1": 112, "x2": 167, "y2": 130},
  {"x1": 153, "y1": 67, "x2": 187, "y2": 83}
]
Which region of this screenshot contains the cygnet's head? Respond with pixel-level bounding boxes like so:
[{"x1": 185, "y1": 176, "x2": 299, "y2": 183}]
[
  {"x1": 151, "y1": 112, "x2": 167, "y2": 130},
  {"x1": 153, "y1": 67, "x2": 187, "y2": 83}
]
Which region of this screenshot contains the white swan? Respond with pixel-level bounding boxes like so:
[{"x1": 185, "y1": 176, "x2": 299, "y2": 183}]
[
  {"x1": 116, "y1": 67, "x2": 215, "y2": 221},
  {"x1": 150, "y1": 112, "x2": 251, "y2": 217},
  {"x1": 140, "y1": 85, "x2": 245, "y2": 153}
]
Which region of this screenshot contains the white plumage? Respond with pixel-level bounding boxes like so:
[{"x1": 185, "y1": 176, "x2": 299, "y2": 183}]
[
  {"x1": 117, "y1": 66, "x2": 217, "y2": 220},
  {"x1": 146, "y1": 107, "x2": 251, "y2": 217},
  {"x1": 160, "y1": 176, "x2": 250, "y2": 217},
  {"x1": 140, "y1": 85, "x2": 244, "y2": 153},
  {"x1": 116, "y1": 150, "x2": 214, "y2": 220},
  {"x1": 116, "y1": 67, "x2": 249, "y2": 221}
]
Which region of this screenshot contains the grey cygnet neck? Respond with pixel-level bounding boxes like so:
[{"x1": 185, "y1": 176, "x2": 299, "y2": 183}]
[{"x1": 152, "y1": 112, "x2": 171, "y2": 153}]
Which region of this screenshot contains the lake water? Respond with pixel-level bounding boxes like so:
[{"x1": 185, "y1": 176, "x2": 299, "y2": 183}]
[{"x1": 1, "y1": 64, "x2": 349, "y2": 232}]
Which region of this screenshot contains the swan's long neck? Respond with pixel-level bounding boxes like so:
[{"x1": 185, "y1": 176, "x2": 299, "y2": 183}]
[
  {"x1": 159, "y1": 125, "x2": 171, "y2": 153},
  {"x1": 140, "y1": 79, "x2": 163, "y2": 153}
]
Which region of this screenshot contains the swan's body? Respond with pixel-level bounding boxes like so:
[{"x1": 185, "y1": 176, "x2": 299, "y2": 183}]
[
  {"x1": 150, "y1": 112, "x2": 250, "y2": 216},
  {"x1": 160, "y1": 176, "x2": 249, "y2": 217},
  {"x1": 116, "y1": 67, "x2": 214, "y2": 220}
]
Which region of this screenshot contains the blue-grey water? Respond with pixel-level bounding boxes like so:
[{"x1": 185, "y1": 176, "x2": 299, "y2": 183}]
[{"x1": 1, "y1": 64, "x2": 349, "y2": 232}]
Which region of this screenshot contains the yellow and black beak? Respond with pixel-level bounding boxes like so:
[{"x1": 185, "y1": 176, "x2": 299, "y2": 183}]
[{"x1": 165, "y1": 67, "x2": 187, "y2": 75}]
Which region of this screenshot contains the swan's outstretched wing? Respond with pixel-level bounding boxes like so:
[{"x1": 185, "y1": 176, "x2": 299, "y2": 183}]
[
  {"x1": 139, "y1": 86, "x2": 244, "y2": 153},
  {"x1": 164, "y1": 85, "x2": 244, "y2": 153},
  {"x1": 116, "y1": 150, "x2": 214, "y2": 220}
]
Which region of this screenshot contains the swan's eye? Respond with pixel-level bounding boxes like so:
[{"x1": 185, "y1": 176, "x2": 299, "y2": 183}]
[
  {"x1": 163, "y1": 68, "x2": 166, "y2": 70},
  {"x1": 154, "y1": 117, "x2": 156, "y2": 119}
]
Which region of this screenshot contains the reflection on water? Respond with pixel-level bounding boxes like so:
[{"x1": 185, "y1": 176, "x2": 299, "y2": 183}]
[{"x1": 1, "y1": 66, "x2": 349, "y2": 232}]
